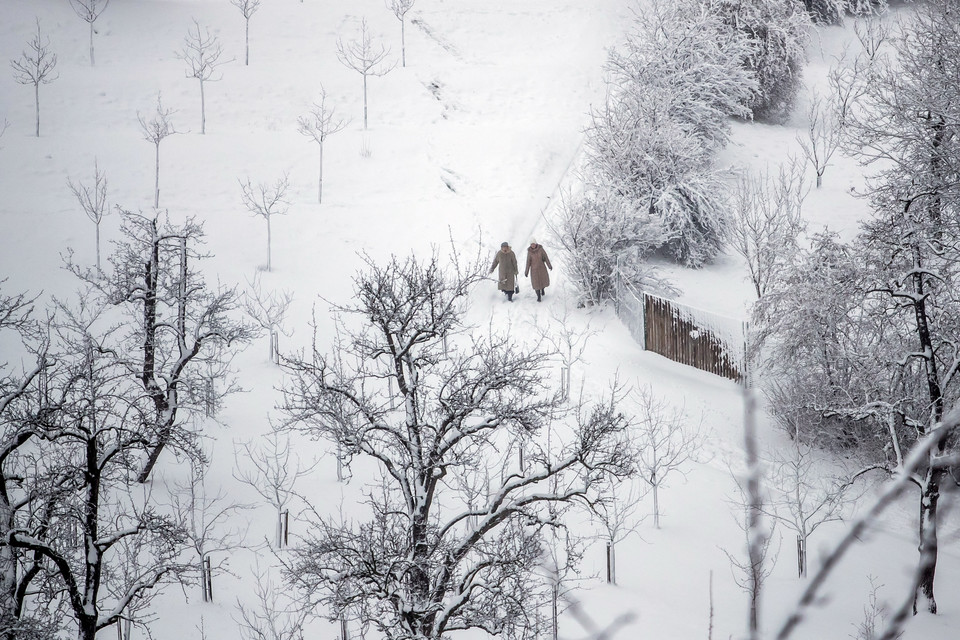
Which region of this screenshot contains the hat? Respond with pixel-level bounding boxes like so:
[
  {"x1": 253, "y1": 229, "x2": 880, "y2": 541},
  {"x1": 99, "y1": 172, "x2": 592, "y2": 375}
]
[
  {"x1": 529, "y1": 238, "x2": 537, "y2": 246},
  {"x1": 501, "y1": 241, "x2": 509, "y2": 248}
]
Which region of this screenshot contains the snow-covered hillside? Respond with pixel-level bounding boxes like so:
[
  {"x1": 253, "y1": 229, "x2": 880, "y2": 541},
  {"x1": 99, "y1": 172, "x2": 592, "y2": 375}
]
[{"x1": 1, "y1": 1, "x2": 958, "y2": 639}]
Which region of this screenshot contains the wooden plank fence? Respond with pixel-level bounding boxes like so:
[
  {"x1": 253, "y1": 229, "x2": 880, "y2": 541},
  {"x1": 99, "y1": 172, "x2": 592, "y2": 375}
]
[{"x1": 617, "y1": 286, "x2": 748, "y2": 385}]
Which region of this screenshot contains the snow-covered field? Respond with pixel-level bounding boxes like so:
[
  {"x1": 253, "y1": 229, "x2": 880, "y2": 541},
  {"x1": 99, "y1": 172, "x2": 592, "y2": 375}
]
[{"x1": 1, "y1": 1, "x2": 957, "y2": 639}]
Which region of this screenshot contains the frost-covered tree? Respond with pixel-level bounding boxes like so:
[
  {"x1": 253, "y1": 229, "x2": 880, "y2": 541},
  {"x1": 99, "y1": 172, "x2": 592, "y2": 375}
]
[
  {"x1": 631, "y1": 386, "x2": 703, "y2": 529},
  {"x1": 386, "y1": 0, "x2": 416, "y2": 67},
  {"x1": 241, "y1": 273, "x2": 293, "y2": 363},
  {"x1": 178, "y1": 20, "x2": 228, "y2": 134},
  {"x1": 7, "y1": 305, "x2": 189, "y2": 640},
  {"x1": 10, "y1": 20, "x2": 58, "y2": 137},
  {"x1": 280, "y1": 252, "x2": 633, "y2": 640},
  {"x1": 336, "y1": 18, "x2": 396, "y2": 129},
  {"x1": 137, "y1": 93, "x2": 176, "y2": 208},
  {"x1": 587, "y1": 0, "x2": 755, "y2": 267},
  {"x1": 549, "y1": 189, "x2": 672, "y2": 306},
  {"x1": 827, "y1": 0, "x2": 960, "y2": 614},
  {"x1": 297, "y1": 86, "x2": 348, "y2": 204},
  {"x1": 710, "y1": 0, "x2": 810, "y2": 122},
  {"x1": 238, "y1": 173, "x2": 289, "y2": 272},
  {"x1": 729, "y1": 160, "x2": 807, "y2": 299},
  {"x1": 797, "y1": 92, "x2": 842, "y2": 188},
  {"x1": 67, "y1": 160, "x2": 110, "y2": 271},
  {"x1": 68, "y1": 0, "x2": 110, "y2": 66},
  {"x1": 230, "y1": 0, "x2": 260, "y2": 66},
  {"x1": 0, "y1": 286, "x2": 63, "y2": 640},
  {"x1": 67, "y1": 212, "x2": 252, "y2": 483}
]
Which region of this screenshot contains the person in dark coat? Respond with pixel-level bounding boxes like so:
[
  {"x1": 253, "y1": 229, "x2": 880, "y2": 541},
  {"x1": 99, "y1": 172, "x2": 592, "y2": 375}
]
[
  {"x1": 490, "y1": 241, "x2": 519, "y2": 302},
  {"x1": 524, "y1": 238, "x2": 553, "y2": 302}
]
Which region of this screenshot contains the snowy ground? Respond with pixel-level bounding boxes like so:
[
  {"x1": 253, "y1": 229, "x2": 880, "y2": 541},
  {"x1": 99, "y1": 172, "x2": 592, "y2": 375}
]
[{"x1": 1, "y1": 1, "x2": 957, "y2": 639}]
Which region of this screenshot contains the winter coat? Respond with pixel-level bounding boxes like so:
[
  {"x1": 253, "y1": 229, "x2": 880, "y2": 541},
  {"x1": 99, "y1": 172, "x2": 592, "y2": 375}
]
[
  {"x1": 490, "y1": 249, "x2": 518, "y2": 291},
  {"x1": 525, "y1": 244, "x2": 552, "y2": 291}
]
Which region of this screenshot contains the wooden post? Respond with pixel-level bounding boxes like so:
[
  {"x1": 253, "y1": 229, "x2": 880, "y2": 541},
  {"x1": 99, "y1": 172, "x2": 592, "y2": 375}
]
[
  {"x1": 551, "y1": 583, "x2": 559, "y2": 640},
  {"x1": 606, "y1": 540, "x2": 615, "y2": 585},
  {"x1": 271, "y1": 329, "x2": 280, "y2": 364},
  {"x1": 797, "y1": 535, "x2": 806, "y2": 577},
  {"x1": 202, "y1": 555, "x2": 213, "y2": 602}
]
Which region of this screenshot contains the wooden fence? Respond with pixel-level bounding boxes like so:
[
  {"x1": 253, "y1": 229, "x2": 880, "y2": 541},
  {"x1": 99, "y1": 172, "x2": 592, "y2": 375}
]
[{"x1": 617, "y1": 286, "x2": 748, "y2": 385}]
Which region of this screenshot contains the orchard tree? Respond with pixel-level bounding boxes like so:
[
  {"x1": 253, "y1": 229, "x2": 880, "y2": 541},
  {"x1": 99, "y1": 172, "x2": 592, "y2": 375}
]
[
  {"x1": 336, "y1": 18, "x2": 396, "y2": 129},
  {"x1": 280, "y1": 252, "x2": 633, "y2": 640},
  {"x1": 796, "y1": 92, "x2": 842, "y2": 188},
  {"x1": 631, "y1": 386, "x2": 703, "y2": 529},
  {"x1": 10, "y1": 20, "x2": 58, "y2": 137},
  {"x1": 0, "y1": 286, "x2": 63, "y2": 639},
  {"x1": 386, "y1": 0, "x2": 416, "y2": 67},
  {"x1": 230, "y1": 0, "x2": 261, "y2": 66},
  {"x1": 238, "y1": 173, "x2": 290, "y2": 272},
  {"x1": 297, "y1": 86, "x2": 348, "y2": 204},
  {"x1": 68, "y1": 0, "x2": 110, "y2": 66},
  {"x1": 67, "y1": 160, "x2": 111, "y2": 271},
  {"x1": 829, "y1": 0, "x2": 960, "y2": 614},
  {"x1": 7, "y1": 304, "x2": 189, "y2": 640},
  {"x1": 729, "y1": 160, "x2": 807, "y2": 299},
  {"x1": 137, "y1": 93, "x2": 176, "y2": 208},
  {"x1": 178, "y1": 20, "x2": 228, "y2": 134},
  {"x1": 67, "y1": 211, "x2": 252, "y2": 483}
]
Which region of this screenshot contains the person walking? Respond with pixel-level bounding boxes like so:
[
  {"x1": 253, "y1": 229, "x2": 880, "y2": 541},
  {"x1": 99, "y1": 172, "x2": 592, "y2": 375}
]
[
  {"x1": 524, "y1": 238, "x2": 553, "y2": 302},
  {"x1": 490, "y1": 241, "x2": 519, "y2": 302}
]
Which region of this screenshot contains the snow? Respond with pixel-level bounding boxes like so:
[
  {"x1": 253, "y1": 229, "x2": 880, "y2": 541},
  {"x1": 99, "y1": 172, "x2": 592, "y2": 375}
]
[{"x1": 1, "y1": 1, "x2": 958, "y2": 640}]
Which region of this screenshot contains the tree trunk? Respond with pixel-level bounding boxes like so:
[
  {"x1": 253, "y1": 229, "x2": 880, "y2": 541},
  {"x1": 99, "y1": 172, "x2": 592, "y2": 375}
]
[
  {"x1": 318, "y1": 143, "x2": 324, "y2": 204},
  {"x1": 89, "y1": 20, "x2": 95, "y2": 66},
  {"x1": 154, "y1": 143, "x2": 160, "y2": 208},
  {"x1": 245, "y1": 18, "x2": 250, "y2": 66},
  {"x1": 95, "y1": 221, "x2": 101, "y2": 271},
  {"x1": 652, "y1": 476, "x2": 660, "y2": 529},
  {"x1": 909, "y1": 247, "x2": 945, "y2": 614},
  {"x1": 362, "y1": 73, "x2": 368, "y2": 130},
  {"x1": 266, "y1": 213, "x2": 272, "y2": 271},
  {"x1": 200, "y1": 79, "x2": 206, "y2": 135},
  {"x1": 401, "y1": 18, "x2": 406, "y2": 67},
  {"x1": 78, "y1": 615, "x2": 97, "y2": 640},
  {"x1": 0, "y1": 503, "x2": 19, "y2": 640},
  {"x1": 34, "y1": 83, "x2": 40, "y2": 137}
]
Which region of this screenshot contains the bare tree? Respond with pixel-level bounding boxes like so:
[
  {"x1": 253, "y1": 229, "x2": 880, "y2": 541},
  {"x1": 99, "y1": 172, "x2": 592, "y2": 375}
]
[
  {"x1": 137, "y1": 93, "x2": 176, "y2": 208},
  {"x1": 230, "y1": 0, "x2": 261, "y2": 66},
  {"x1": 233, "y1": 432, "x2": 317, "y2": 548},
  {"x1": 531, "y1": 304, "x2": 596, "y2": 401},
  {"x1": 297, "y1": 86, "x2": 348, "y2": 204},
  {"x1": 68, "y1": 0, "x2": 110, "y2": 66},
  {"x1": 8, "y1": 307, "x2": 189, "y2": 640},
  {"x1": 67, "y1": 211, "x2": 251, "y2": 483},
  {"x1": 588, "y1": 482, "x2": 646, "y2": 585},
  {"x1": 238, "y1": 173, "x2": 290, "y2": 272},
  {"x1": 242, "y1": 272, "x2": 293, "y2": 363},
  {"x1": 0, "y1": 285, "x2": 63, "y2": 640},
  {"x1": 336, "y1": 18, "x2": 396, "y2": 129},
  {"x1": 178, "y1": 20, "x2": 228, "y2": 134},
  {"x1": 796, "y1": 91, "x2": 842, "y2": 188},
  {"x1": 170, "y1": 458, "x2": 249, "y2": 603},
  {"x1": 235, "y1": 563, "x2": 308, "y2": 640},
  {"x1": 632, "y1": 385, "x2": 703, "y2": 529},
  {"x1": 280, "y1": 251, "x2": 633, "y2": 640},
  {"x1": 67, "y1": 160, "x2": 110, "y2": 271},
  {"x1": 759, "y1": 401, "x2": 854, "y2": 577},
  {"x1": 386, "y1": 0, "x2": 416, "y2": 67},
  {"x1": 776, "y1": 406, "x2": 960, "y2": 640},
  {"x1": 728, "y1": 160, "x2": 807, "y2": 299},
  {"x1": 10, "y1": 20, "x2": 58, "y2": 138}
]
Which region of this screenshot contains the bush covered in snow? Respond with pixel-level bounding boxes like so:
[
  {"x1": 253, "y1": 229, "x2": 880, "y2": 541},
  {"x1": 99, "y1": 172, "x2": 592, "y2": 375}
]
[{"x1": 712, "y1": 0, "x2": 810, "y2": 122}]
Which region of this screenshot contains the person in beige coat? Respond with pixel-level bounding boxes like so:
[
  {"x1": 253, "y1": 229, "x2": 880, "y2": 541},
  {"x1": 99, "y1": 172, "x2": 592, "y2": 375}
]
[
  {"x1": 490, "y1": 241, "x2": 519, "y2": 302},
  {"x1": 524, "y1": 239, "x2": 553, "y2": 302}
]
